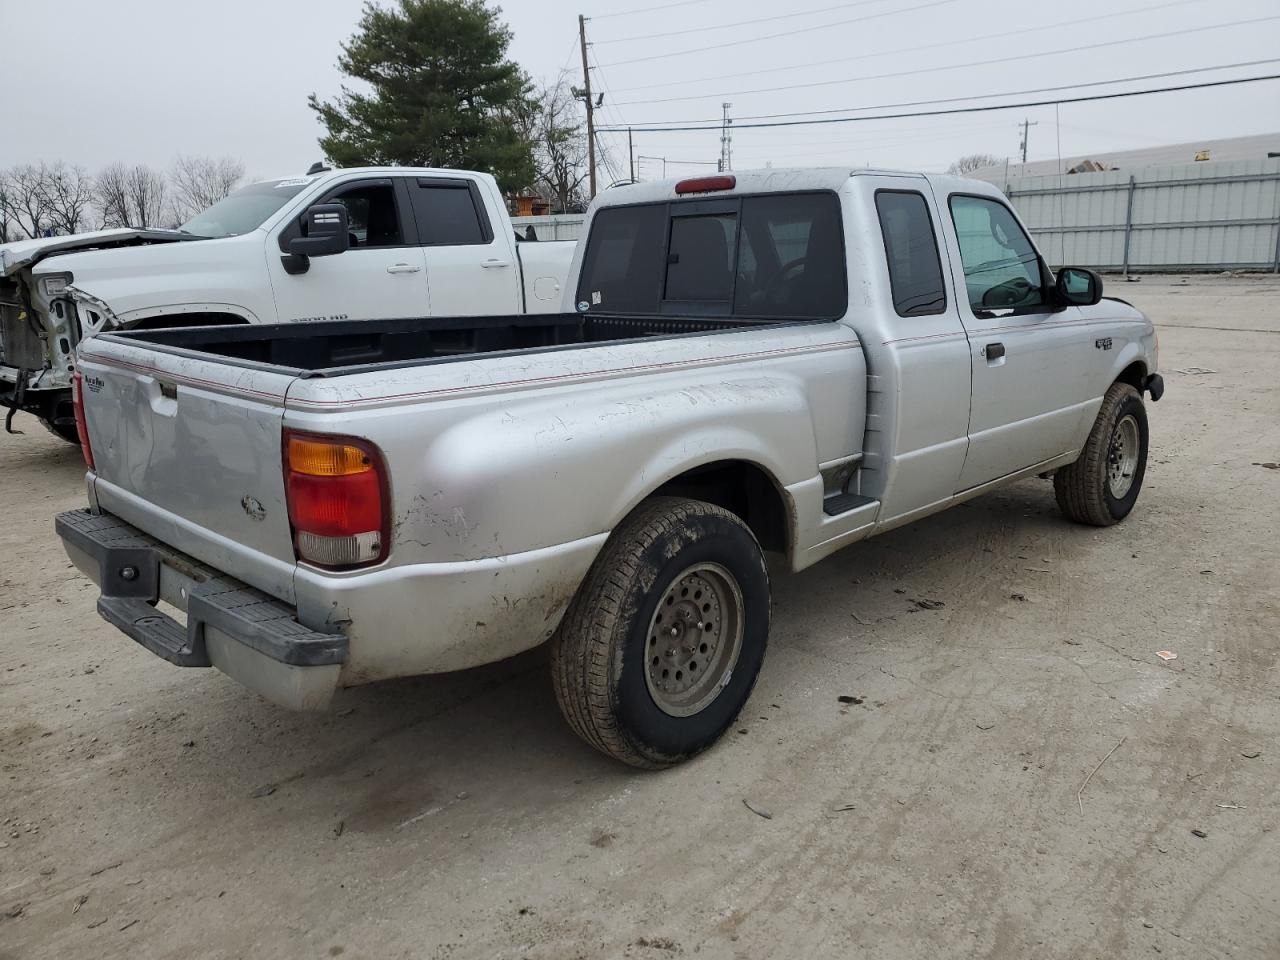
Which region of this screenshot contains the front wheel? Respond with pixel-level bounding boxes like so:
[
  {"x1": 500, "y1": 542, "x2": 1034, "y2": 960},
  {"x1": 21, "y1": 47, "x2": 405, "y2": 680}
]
[
  {"x1": 550, "y1": 497, "x2": 770, "y2": 768},
  {"x1": 1054, "y1": 382, "x2": 1149, "y2": 526}
]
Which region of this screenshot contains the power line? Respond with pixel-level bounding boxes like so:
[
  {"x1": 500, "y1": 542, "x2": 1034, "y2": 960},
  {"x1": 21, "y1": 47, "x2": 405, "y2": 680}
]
[
  {"x1": 730, "y1": 122, "x2": 1018, "y2": 161},
  {"x1": 609, "y1": 14, "x2": 1280, "y2": 106},
  {"x1": 603, "y1": 0, "x2": 956, "y2": 67},
  {"x1": 609, "y1": 58, "x2": 1280, "y2": 128},
  {"x1": 587, "y1": 50, "x2": 645, "y2": 184},
  {"x1": 593, "y1": 0, "x2": 893, "y2": 44},
  {"x1": 602, "y1": 0, "x2": 1218, "y2": 94},
  {"x1": 595, "y1": 71, "x2": 1280, "y2": 133},
  {"x1": 591, "y1": 0, "x2": 714, "y2": 19}
]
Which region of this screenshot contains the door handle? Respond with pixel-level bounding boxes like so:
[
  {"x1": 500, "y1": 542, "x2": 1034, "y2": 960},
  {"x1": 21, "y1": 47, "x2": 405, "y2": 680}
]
[
  {"x1": 984, "y1": 342, "x2": 1006, "y2": 361},
  {"x1": 480, "y1": 259, "x2": 510, "y2": 269},
  {"x1": 386, "y1": 263, "x2": 421, "y2": 274}
]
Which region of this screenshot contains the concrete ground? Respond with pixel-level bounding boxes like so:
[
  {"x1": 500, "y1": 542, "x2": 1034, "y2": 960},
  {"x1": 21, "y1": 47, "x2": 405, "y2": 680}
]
[{"x1": 1, "y1": 275, "x2": 1277, "y2": 960}]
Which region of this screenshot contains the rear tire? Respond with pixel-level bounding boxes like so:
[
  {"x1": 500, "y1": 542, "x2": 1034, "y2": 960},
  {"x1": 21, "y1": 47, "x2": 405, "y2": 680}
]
[
  {"x1": 1054, "y1": 382, "x2": 1148, "y2": 526},
  {"x1": 42, "y1": 418, "x2": 80, "y2": 445},
  {"x1": 550, "y1": 496, "x2": 770, "y2": 769}
]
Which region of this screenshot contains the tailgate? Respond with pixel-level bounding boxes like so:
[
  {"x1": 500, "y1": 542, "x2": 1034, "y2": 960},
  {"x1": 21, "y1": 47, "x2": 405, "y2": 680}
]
[{"x1": 77, "y1": 336, "x2": 300, "y2": 603}]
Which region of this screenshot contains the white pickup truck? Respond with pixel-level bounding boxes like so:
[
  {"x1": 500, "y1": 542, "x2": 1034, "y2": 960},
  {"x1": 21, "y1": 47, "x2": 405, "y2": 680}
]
[
  {"x1": 0, "y1": 166, "x2": 573, "y2": 439},
  {"x1": 56, "y1": 168, "x2": 1163, "y2": 768}
]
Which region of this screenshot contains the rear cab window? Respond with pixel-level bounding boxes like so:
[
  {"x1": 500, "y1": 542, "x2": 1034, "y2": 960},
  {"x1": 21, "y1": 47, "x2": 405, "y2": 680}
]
[
  {"x1": 874, "y1": 191, "x2": 947, "y2": 317},
  {"x1": 576, "y1": 191, "x2": 846, "y2": 320},
  {"x1": 408, "y1": 178, "x2": 494, "y2": 245}
]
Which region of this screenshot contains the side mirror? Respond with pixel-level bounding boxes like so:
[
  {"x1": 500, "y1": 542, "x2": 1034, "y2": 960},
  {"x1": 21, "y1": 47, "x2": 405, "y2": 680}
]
[
  {"x1": 1055, "y1": 267, "x2": 1102, "y2": 306},
  {"x1": 288, "y1": 203, "x2": 350, "y2": 258}
]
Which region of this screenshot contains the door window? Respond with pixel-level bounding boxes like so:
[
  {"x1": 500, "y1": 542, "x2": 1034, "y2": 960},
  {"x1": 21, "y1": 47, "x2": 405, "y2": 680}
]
[
  {"x1": 875, "y1": 191, "x2": 947, "y2": 317},
  {"x1": 948, "y1": 195, "x2": 1045, "y2": 313},
  {"x1": 329, "y1": 183, "x2": 403, "y2": 248},
  {"x1": 409, "y1": 181, "x2": 492, "y2": 245}
]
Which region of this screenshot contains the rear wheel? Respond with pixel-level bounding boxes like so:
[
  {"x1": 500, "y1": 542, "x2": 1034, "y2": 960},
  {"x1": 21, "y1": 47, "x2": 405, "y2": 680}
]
[
  {"x1": 1054, "y1": 382, "x2": 1149, "y2": 526},
  {"x1": 550, "y1": 497, "x2": 770, "y2": 768},
  {"x1": 42, "y1": 417, "x2": 80, "y2": 445}
]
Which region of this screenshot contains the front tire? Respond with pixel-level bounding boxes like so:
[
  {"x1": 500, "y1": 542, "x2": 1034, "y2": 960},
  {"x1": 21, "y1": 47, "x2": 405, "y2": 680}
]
[
  {"x1": 550, "y1": 497, "x2": 770, "y2": 768},
  {"x1": 1054, "y1": 382, "x2": 1149, "y2": 526}
]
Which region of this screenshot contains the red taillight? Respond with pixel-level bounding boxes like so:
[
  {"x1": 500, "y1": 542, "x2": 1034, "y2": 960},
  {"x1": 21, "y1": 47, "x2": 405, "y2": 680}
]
[
  {"x1": 675, "y1": 175, "x2": 736, "y2": 195},
  {"x1": 71, "y1": 371, "x2": 95, "y2": 470},
  {"x1": 283, "y1": 430, "x2": 389, "y2": 569}
]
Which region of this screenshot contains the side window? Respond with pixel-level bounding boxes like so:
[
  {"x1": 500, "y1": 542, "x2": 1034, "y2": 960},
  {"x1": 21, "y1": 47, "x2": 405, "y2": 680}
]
[
  {"x1": 948, "y1": 195, "x2": 1045, "y2": 312},
  {"x1": 575, "y1": 204, "x2": 666, "y2": 313},
  {"x1": 875, "y1": 191, "x2": 947, "y2": 317},
  {"x1": 733, "y1": 193, "x2": 845, "y2": 319},
  {"x1": 329, "y1": 183, "x2": 402, "y2": 248},
  {"x1": 665, "y1": 213, "x2": 737, "y2": 303},
  {"x1": 410, "y1": 182, "x2": 491, "y2": 245}
]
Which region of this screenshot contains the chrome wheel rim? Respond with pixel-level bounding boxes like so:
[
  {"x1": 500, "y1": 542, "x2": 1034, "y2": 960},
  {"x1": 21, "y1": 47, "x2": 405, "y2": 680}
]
[
  {"x1": 644, "y1": 562, "x2": 745, "y2": 718},
  {"x1": 1107, "y1": 414, "x2": 1140, "y2": 499}
]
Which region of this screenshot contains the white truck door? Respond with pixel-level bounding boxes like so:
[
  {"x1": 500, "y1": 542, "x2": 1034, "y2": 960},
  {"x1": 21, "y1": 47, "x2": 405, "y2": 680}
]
[
  {"x1": 405, "y1": 177, "x2": 522, "y2": 316},
  {"x1": 940, "y1": 192, "x2": 1086, "y2": 491},
  {"x1": 266, "y1": 177, "x2": 428, "y2": 322}
]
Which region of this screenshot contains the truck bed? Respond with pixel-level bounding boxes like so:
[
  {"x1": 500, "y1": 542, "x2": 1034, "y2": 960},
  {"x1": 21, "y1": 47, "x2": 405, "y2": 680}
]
[{"x1": 110, "y1": 313, "x2": 821, "y2": 377}]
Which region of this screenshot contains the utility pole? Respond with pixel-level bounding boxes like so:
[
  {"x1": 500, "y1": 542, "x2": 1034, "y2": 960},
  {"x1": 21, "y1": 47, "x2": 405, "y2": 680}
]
[
  {"x1": 1019, "y1": 118, "x2": 1039, "y2": 165},
  {"x1": 718, "y1": 102, "x2": 733, "y2": 173},
  {"x1": 638, "y1": 155, "x2": 668, "y2": 179},
  {"x1": 628, "y1": 127, "x2": 635, "y2": 182},
  {"x1": 576, "y1": 14, "x2": 597, "y2": 199}
]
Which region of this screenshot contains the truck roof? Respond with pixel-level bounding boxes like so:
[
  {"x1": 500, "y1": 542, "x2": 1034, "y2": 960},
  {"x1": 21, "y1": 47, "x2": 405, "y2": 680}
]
[
  {"x1": 254, "y1": 166, "x2": 499, "y2": 188},
  {"x1": 593, "y1": 166, "x2": 1003, "y2": 207}
]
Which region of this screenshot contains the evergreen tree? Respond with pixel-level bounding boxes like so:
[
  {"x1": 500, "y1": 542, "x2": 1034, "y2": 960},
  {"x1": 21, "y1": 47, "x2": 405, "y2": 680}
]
[{"x1": 309, "y1": 0, "x2": 535, "y2": 193}]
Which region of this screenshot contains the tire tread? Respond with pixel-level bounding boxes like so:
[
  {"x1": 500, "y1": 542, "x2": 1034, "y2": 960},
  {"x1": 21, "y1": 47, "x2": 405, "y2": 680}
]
[
  {"x1": 550, "y1": 497, "x2": 753, "y2": 769},
  {"x1": 1054, "y1": 382, "x2": 1141, "y2": 526}
]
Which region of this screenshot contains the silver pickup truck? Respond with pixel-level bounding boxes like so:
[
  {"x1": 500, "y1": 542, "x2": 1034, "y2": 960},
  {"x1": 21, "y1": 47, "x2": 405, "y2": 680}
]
[{"x1": 56, "y1": 168, "x2": 1163, "y2": 768}]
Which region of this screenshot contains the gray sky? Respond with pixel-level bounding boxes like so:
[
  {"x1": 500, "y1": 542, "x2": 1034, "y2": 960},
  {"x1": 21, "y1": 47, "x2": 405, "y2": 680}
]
[{"x1": 3, "y1": 0, "x2": 1278, "y2": 183}]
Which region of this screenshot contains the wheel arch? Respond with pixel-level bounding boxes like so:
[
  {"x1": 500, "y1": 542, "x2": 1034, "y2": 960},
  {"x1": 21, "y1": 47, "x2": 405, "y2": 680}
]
[
  {"x1": 1114, "y1": 358, "x2": 1148, "y2": 392},
  {"x1": 638, "y1": 458, "x2": 794, "y2": 561}
]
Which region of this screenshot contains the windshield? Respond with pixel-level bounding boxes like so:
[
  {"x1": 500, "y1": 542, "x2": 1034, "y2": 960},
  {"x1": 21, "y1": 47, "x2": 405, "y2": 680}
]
[{"x1": 180, "y1": 178, "x2": 314, "y2": 238}]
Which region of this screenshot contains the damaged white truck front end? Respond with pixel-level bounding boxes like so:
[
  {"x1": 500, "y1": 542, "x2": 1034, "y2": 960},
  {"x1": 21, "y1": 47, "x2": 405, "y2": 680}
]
[{"x1": 0, "y1": 229, "x2": 182, "y2": 439}]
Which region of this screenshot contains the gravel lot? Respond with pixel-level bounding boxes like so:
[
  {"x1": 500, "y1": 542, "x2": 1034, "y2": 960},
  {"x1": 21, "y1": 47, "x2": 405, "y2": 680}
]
[{"x1": 1, "y1": 275, "x2": 1277, "y2": 959}]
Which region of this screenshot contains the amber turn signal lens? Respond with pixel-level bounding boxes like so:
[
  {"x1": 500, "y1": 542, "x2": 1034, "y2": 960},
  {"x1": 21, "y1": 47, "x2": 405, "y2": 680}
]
[{"x1": 287, "y1": 436, "x2": 372, "y2": 476}]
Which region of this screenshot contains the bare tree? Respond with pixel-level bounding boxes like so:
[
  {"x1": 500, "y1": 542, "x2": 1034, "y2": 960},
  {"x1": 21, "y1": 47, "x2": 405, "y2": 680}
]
[
  {"x1": 125, "y1": 164, "x2": 167, "y2": 227},
  {"x1": 95, "y1": 162, "x2": 135, "y2": 228},
  {"x1": 170, "y1": 154, "x2": 244, "y2": 221},
  {"x1": 94, "y1": 163, "x2": 168, "y2": 228},
  {"x1": 0, "y1": 164, "x2": 55, "y2": 238},
  {"x1": 0, "y1": 191, "x2": 13, "y2": 243},
  {"x1": 530, "y1": 73, "x2": 589, "y2": 214},
  {"x1": 36, "y1": 161, "x2": 94, "y2": 234},
  {"x1": 947, "y1": 153, "x2": 1004, "y2": 176}
]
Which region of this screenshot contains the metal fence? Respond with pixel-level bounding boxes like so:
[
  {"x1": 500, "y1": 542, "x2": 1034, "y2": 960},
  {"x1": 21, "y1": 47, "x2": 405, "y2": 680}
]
[
  {"x1": 514, "y1": 158, "x2": 1280, "y2": 273},
  {"x1": 997, "y1": 158, "x2": 1280, "y2": 273},
  {"x1": 511, "y1": 214, "x2": 585, "y2": 242}
]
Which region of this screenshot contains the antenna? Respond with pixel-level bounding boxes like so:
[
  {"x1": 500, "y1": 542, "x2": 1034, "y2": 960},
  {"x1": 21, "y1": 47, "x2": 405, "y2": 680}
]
[{"x1": 718, "y1": 102, "x2": 734, "y2": 173}]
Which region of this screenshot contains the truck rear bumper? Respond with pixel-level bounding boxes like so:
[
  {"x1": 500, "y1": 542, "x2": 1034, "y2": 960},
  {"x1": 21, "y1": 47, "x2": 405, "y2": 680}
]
[{"x1": 55, "y1": 509, "x2": 346, "y2": 710}]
